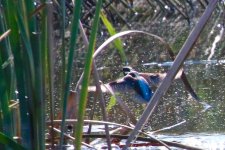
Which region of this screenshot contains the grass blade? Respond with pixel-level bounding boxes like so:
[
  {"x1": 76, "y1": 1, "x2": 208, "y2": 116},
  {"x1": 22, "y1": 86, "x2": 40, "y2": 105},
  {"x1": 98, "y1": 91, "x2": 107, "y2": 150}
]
[
  {"x1": 75, "y1": 0, "x2": 103, "y2": 149},
  {"x1": 59, "y1": 0, "x2": 83, "y2": 147},
  {"x1": 1, "y1": 0, "x2": 33, "y2": 148},
  {"x1": 100, "y1": 12, "x2": 126, "y2": 62},
  {"x1": 0, "y1": 132, "x2": 26, "y2": 150}
]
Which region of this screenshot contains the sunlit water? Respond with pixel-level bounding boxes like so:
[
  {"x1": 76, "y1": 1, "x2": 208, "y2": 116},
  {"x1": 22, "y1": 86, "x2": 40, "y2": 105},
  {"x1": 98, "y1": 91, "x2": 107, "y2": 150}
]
[
  {"x1": 65, "y1": 132, "x2": 225, "y2": 149},
  {"x1": 156, "y1": 133, "x2": 225, "y2": 150},
  {"x1": 119, "y1": 133, "x2": 225, "y2": 150}
]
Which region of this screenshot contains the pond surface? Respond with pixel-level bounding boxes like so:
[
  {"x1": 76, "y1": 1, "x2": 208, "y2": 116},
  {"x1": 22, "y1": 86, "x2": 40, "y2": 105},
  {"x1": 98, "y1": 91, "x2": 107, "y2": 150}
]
[
  {"x1": 157, "y1": 133, "x2": 225, "y2": 150},
  {"x1": 92, "y1": 52, "x2": 225, "y2": 130},
  {"x1": 75, "y1": 59, "x2": 225, "y2": 149},
  {"x1": 65, "y1": 132, "x2": 225, "y2": 149},
  {"x1": 81, "y1": 18, "x2": 225, "y2": 148}
]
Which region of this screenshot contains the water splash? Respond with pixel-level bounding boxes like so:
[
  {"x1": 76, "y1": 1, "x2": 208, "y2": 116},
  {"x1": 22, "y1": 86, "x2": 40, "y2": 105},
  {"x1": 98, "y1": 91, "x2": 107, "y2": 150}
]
[
  {"x1": 207, "y1": 25, "x2": 224, "y2": 61},
  {"x1": 142, "y1": 59, "x2": 225, "y2": 67},
  {"x1": 200, "y1": 101, "x2": 213, "y2": 112}
]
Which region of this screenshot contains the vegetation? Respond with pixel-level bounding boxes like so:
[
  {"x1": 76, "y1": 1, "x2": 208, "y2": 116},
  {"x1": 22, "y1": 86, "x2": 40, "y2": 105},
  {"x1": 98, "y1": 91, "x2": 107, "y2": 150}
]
[{"x1": 0, "y1": 0, "x2": 224, "y2": 149}]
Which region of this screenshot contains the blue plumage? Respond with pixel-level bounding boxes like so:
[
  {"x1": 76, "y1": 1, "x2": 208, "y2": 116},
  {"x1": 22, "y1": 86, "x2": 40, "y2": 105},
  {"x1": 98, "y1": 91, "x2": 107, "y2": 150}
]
[
  {"x1": 87, "y1": 66, "x2": 166, "y2": 104},
  {"x1": 109, "y1": 71, "x2": 153, "y2": 103}
]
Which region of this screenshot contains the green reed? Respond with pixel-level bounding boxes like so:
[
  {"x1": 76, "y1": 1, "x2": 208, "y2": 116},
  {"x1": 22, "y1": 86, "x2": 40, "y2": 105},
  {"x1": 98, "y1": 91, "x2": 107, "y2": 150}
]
[
  {"x1": 0, "y1": 0, "x2": 129, "y2": 149},
  {"x1": 59, "y1": 0, "x2": 83, "y2": 147},
  {"x1": 0, "y1": 0, "x2": 48, "y2": 149},
  {"x1": 74, "y1": 0, "x2": 102, "y2": 149}
]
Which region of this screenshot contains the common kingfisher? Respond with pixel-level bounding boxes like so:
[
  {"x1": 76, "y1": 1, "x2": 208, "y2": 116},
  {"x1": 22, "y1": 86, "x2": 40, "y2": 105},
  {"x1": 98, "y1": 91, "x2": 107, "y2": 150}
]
[
  {"x1": 108, "y1": 71, "x2": 153, "y2": 103},
  {"x1": 88, "y1": 66, "x2": 181, "y2": 103},
  {"x1": 122, "y1": 66, "x2": 167, "y2": 89}
]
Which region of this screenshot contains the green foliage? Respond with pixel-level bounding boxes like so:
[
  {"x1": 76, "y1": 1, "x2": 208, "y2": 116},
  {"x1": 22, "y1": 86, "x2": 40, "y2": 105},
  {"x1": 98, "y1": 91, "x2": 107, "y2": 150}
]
[
  {"x1": 0, "y1": 132, "x2": 26, "y2": 150},
  {"x1": 59, "y1": 0, "x2": 83, "y2": 147},
  {"x1": 75, "y1": 0, "x2": 102, "y2": 149},
  {"x1": 171, "y1": 30, "x2": 189, "y2": 53},
  {"x1": 106, "y1": 95, "x2": 117, "y2": 112},
  {"x1": 1, "y1": 0, "x2": 112, "y2": 149},
  {"x1": 100, "y1": 12, "x2": 127, "y2": 62},
  {"x1": 0, "y1": 0, "x2": 47, "y2": 149}
]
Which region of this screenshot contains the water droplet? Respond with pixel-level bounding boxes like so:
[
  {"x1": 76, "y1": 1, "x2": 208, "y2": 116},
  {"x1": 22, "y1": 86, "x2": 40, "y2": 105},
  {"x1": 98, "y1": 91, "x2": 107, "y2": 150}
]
[
  {"x1": 217, "y1": 24, "x2": 222, "y2": 28},
  {"x1": 162, "y1": 17, "x2": 167, "y2": 21},
  {"x1": 100, "y1": 31, "x2": 104, "y2": 36},
  {"x1": 164, "y1": 5, "x2": 169, "y2": 10}
]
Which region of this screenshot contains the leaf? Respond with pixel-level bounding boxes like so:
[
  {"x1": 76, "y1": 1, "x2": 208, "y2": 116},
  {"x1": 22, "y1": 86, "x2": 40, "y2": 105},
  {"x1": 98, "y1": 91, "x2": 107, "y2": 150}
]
[
  {"x1": 75, "y1": 0, "x2": 103, "y2": 149},
  {"x1": 0, "y1": 132, "x2": 26, "y2": 150},
  {"x1": 106, "y1": 95, "x2": 117, "y2": 112},
  {"x1": 100, "y1": 12, "x2": 126, "y2": 62}
]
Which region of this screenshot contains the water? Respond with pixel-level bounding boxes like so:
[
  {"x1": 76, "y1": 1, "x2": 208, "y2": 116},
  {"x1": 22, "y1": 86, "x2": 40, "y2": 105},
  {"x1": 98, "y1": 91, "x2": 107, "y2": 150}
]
[
  {"x1": 82, "y1": 60, "x2": 225, "y2": 149},
  {"x1": 60, "y1": 1, "x2": 225, "y2": 149},
  {"x1": 157, "y1": 133, "x2": 225, "y2": 150},
  {"x1": 62, "y1": 36, "x2": 225, "y2": 150},
  {"x1": 66, "y1": 132, "x2": 225, "y2": 149},
  {"x1": 81, "y1": 26, "x2": 225, "y2": 148},
  {"x1": 92, "y1": 59, "x2": 225, "y2": 131},
  {"x1": 142, "y1": 59, "x2": 225, "y2": 67}
]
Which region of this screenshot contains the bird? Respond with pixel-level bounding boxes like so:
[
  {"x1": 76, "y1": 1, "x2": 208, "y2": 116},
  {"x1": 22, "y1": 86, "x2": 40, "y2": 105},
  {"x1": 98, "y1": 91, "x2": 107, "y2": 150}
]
[
  {"x1": 88, "y1": 66, "x2": 182, "y2": 103},
  {"x1": 122, "y1": 66, "x2": 168, "y2": 89},
  {"x1": 108, "y1": 71, "x2": 153, "y2": 103}
]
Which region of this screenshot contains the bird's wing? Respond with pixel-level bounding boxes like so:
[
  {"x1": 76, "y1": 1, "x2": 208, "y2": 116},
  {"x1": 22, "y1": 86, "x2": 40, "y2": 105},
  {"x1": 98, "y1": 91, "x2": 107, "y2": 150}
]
[
  {"x1": 139, "y1": 69, "x2": 183, "y2": 87},
  {"x1": 139, "y1": 73, "x2": 164, "y2": 87},
  {"x1": 108, "y1": 75, "x2": 136, "y2": 92},
  {"x1": 87, "y1": 75, "x2": 136, "y2": 93}
]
